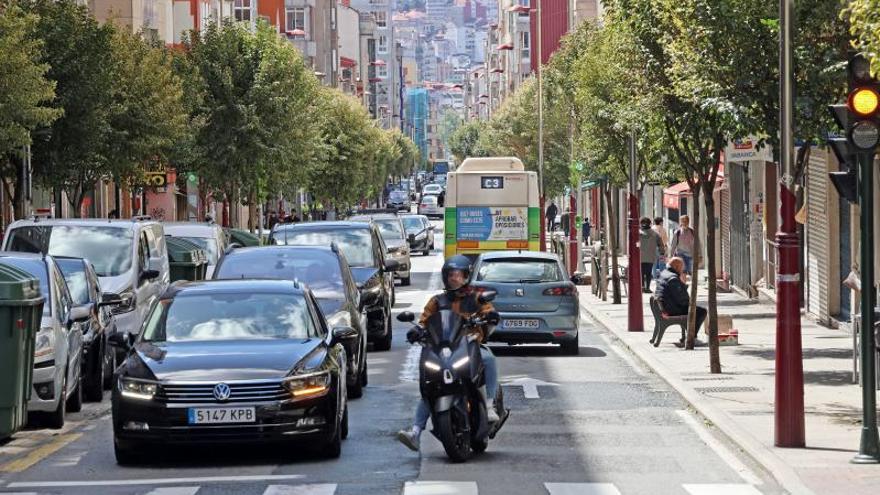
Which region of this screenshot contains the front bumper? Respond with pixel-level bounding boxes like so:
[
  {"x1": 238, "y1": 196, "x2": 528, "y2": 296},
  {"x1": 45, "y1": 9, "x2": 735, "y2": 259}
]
[
  {"x1": 489, "y1": 312, "x2": 579, "y2": 345},
  {"x1": 112, "y1": 394, "x2": 338, "y2": 445},
  {"x1": 390, "y1": 254, "x2": 410, "y2": 278},
  {"x1": 29, "y1": 361, "x2": 63, "y2": 412}
]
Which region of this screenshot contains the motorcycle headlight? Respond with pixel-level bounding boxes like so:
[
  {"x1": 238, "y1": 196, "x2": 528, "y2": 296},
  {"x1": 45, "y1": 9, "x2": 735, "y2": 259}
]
[
  {"x1": 452, "y1": 356, "x2": 470, "y2": 369},
  {"x1": 34, "y1": 328, "x2": 55, "y2": 358},
  {"x1": 283, "y1": 371, "x2": 331, "y2": 399},
  {"x1": 423, "y1": 360, "x2": 442, "y2": 372},
  {"x1": 118, "y1": 377, "x2": 158, "y2": 400}
]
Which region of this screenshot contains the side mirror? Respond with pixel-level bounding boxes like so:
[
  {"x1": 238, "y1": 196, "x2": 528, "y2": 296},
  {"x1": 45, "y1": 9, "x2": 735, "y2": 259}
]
[
  {"x1": 477, "y1": 290, "x2": 497, "y2": 304},
  {"x1": 427, "y1": 225, "x2": 435, "y2": 231},
  {"x1": 228, "y1": 242, "x2": 243, "y2": 250},
  {"x1": 140, "y1": 269, "x2": 160, "y2": 282},
  {"x1": 397, "y1": 311, "x2": 415, "y2": 323},
  {"x1": 407, "y1": 233, "x2": 416, "y2": 244},
  {"x1": 68, "y1": 303, "x2": 93, "y2": 325},
  {"x1": 330, "y1": 326, "x2": 358, "y2": 346},
  {"x1": 99, "y1": 292, "x2": 123, "y2": 307},
  {"x1": 108, "y1": 331, "x2": 132, "y2": 350},
  {"x1": 384, "y1": 259, "x2": 400, "y2": 272}
]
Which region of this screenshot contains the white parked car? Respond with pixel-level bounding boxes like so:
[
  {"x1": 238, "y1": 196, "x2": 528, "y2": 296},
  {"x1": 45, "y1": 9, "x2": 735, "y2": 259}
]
[
  {"x1": 421, "y1": 184, "x2": 443, "y2": 197},
  {"x1": 419, "y1": 194, "x2": 443, "y2": 219}
]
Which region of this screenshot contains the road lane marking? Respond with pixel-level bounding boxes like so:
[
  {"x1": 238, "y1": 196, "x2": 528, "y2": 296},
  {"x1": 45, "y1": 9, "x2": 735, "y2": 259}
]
[
  {"x1": 683, "y1": 484, "x2": 764, "y2": 495},
  {"x1": 400, "y1": 345, "x2": 421, "y2": 382},
  {"x1": 51, "y1": 450, "x2": 86, "y2": 467},
  {"x1": 263, "y1": 484, "x2": 337, "y2": 495},
  {"x1": 545, "y1": 483, "x2": 622, "y2": 495},
  {"x1": 7, "y1": 474, "x2": 305, "y2": 488},
  {"x1": 403, "y1": 481, "x2": 478, "y2": 495},
  {"x1": 502, "y1": 377, "x2": 558, "y2": 399},
  {"x1": 144, "y1": 488, "x2": 201, "y2": 495},
  {"x1": 0, "y1": 433, "x2": 82, "y2": 473},
  {"x1": 675, "y1": 410, "x2": 762, "y2": 485}
]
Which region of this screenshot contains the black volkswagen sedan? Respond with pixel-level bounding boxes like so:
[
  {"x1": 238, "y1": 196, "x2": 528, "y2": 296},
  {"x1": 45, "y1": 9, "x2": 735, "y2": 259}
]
[
  {"x1": 213, "y1": 245, "x2": 368, "y2": 398},
  {"x1": 110, "y1": 280, "x2": 353, "y2": 464}
]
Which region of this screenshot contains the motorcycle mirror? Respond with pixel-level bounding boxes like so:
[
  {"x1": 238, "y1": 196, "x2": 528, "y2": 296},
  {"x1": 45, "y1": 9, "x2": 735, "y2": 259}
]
[
  {"x1": 397, "y1": 311, "x2": 415, "y2": 323},
  {"x1": 477, "y1": 290, "x2": 497, "y2": 304}
]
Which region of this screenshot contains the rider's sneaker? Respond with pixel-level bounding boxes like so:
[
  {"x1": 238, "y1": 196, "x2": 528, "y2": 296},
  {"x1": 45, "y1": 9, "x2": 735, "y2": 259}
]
[
  {"x1": 397, "y1": 427, "x2": 421, "y2": 451},
  {"x1": 486, "y1": 401, "x2": 500, "y2": 423}
]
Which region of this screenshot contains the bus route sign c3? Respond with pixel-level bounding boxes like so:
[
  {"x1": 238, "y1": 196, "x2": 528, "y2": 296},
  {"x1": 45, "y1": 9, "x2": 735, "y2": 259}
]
[{"x1": 457, "y1": 207, "x2": 528, "y2": 241}]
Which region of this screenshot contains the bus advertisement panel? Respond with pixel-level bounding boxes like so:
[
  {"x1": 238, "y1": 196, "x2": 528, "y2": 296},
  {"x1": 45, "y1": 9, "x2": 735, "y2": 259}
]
[{"x1": 456, "y1": 207, "x2": 529, "y2": 241}]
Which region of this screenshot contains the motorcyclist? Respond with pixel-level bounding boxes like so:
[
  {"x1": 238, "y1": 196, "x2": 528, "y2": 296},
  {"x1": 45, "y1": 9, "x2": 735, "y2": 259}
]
[{"x1": 396, "y1": 255, "x2": 501, "y2": 452}]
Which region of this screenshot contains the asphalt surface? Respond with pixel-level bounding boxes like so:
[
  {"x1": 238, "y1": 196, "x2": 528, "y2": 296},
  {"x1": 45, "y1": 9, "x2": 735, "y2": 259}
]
[{"x1": 0, "y1": 220, "x2": 785, "y2": 495}]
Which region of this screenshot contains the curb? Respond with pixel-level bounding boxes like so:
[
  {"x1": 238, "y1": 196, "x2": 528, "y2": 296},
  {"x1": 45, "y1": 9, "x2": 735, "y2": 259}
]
[{"x1": 579, "y1": 295, "x2": 814, "y2": 495}]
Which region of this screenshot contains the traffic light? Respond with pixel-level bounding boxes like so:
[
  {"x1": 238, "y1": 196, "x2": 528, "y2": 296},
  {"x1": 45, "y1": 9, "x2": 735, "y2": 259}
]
[{"x1": 828, "y1": 54, "x2": 880, "y2": 203}]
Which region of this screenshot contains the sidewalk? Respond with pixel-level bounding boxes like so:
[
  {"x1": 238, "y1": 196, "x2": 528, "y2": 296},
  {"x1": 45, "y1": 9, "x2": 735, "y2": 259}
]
[{"x1": 578, "y1": 275, "x2": 880, "y2": 495}]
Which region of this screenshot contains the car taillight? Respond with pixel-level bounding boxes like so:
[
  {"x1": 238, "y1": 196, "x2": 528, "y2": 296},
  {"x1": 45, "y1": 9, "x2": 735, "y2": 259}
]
[{"x1": 543, "y1": 286, "x2": 574, "y2": 296}]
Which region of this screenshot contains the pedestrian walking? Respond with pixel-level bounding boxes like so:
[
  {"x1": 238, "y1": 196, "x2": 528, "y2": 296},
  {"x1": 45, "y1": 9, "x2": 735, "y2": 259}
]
[
  {"x1": 652, "y1": 217, "x2": 669, "y2": 279},
  {"x1": 655, "y1": 257, "x2": 706, "y2": 346},
  {"x1": 670, "y1": 215, "x2": 696, "y2": 276},
  {"x1": 639, "y1": 217, "x2": 664, "y2": 293},
  {"x1": 546, "y1": 201, "x2": 558, "y2": 231}
]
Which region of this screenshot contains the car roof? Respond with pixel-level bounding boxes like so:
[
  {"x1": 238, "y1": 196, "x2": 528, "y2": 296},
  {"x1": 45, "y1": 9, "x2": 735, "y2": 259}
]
[
  {"x1": 164, "y1": 279, "x2": 305, "y2": 298},
  {"x1": 273, "y1": 221, "x2": 372, "y2": 231},
  {"x1": 8, "y1": 218, "x2": 157, "y2": 231},
  {"x1": 163, "y1": 223, "x2": 221, "y2": 236},
  {"x1": 226, "y1": 245, "x2": 338, "y2": 257},
  {"x1": 476, "y1": 250, "x2": 561, "y2": 261},
  {"x1": 400, "y1": 213, "x2": 428, "y2": 219},
  {"x1": 350, "y1": 214, "x2": 399, "y2": 221}
]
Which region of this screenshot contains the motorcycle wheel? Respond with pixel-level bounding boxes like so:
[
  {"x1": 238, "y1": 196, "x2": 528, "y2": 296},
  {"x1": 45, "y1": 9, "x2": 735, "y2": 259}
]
[
  {"x1": 471, "y1": 400, "x2": 489, "y2": 454},
  {"x1": 436, "y1": 409, "x2": 473, "y2": 462}
]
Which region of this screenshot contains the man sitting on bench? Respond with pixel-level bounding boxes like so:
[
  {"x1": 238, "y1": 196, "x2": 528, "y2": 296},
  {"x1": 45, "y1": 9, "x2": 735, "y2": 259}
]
[{"x1": 655, "y1": 257, "x2": 707, "y2": 345}]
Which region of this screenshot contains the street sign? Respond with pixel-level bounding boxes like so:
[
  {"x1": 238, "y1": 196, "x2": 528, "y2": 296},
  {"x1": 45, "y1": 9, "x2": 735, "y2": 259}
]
[{"x1": 143, "y1": 172, "x2": 167, "y2": 188}]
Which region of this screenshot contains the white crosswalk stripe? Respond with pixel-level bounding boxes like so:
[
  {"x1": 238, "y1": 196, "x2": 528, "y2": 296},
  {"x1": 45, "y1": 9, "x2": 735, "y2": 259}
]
[
  {"x1": 143, "y1": 488, "x2": 200, "y2": 495},
  {"x1": 683, "y1": 484, "x2": 763, "y2": 495},
  {"x1": 262, "y1": 484, "x2": 337, "y2": 495},
  {"x1": 544, "y1": 483, "x2": 622, "y2": 495},
  {"x1": 403, "y1": 481, "x2": 479, "y2": 495}
]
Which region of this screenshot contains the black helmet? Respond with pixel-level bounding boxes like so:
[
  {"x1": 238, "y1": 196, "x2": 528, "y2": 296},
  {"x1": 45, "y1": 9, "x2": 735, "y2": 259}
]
[{"x1": 441, "y1": 255, "x2": 472, "y2": 292}]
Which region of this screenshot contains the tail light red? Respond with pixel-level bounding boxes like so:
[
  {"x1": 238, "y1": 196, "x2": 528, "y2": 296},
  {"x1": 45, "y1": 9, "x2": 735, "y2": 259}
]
[{"x1": 542, "y1": 286, "x2": 574, "y2": 296}]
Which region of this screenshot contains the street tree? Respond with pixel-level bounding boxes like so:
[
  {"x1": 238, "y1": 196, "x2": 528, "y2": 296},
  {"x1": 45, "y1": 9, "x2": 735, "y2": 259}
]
[
  {"x1": 848, "y1": 0, "x2": 880, "y2": 74},
  {"x1": 449, "y1": 120, "x2": 490, "y2": 163},
  {"x1": 0, "y1": 1, "x2": 61, "y2": 218}
]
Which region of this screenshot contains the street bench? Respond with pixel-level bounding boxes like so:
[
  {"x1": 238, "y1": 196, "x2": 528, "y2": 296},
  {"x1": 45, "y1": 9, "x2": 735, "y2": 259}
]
[{"x1": 649, "y1": 296, "x2": 688, "y2": 347}]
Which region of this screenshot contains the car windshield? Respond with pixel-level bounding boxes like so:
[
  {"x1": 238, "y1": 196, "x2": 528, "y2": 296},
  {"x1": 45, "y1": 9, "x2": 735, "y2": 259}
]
[
  {"x1": 6, "y1": 226, "x2": 133, "y2": 277},
  {"x1": 56, "y1": 260, "x2": 90, "y2": 305},
  {"x1": 390, "y1": 191, "x2": 407, "y2": 201},
  {"x1": 214, "y1": 250, "x2": 345, "y2": 297},
  {"x1": 401, "y1": 217, "x2": 423, "y2": 234},
  {"x1": 421, "y1": 196, "x2": 437, "y2": 205},
  {"x1": 0, "y1": 258, "x2": 51, "y2": 316},
  {"x1": 273, "y1": 228, "x2": 373, "y2": 267},
  {"x1": 178, "y1": 236, "x2": 219, "y2": 264},
  {"x1": 375, "y1": 219, "x2": 404, "y2": 240},
  {"x1": 142, "y1": 292, "x2": 317, "y2": 342},
  {"x1": 476, "y1": 259, "x2": 563, "y2": 283}
]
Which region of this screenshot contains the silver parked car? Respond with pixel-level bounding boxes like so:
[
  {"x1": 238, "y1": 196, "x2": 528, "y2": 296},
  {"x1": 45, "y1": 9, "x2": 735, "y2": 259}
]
[
  {"x1": 471, "y1": 251, "x2": 580, "y2": 354},
  {"x1": 162, "y1": 222, "x2": 227, "y2": 278},
  {"x1": 0, "y1": 253, "x2": 92, "y2": 428}
]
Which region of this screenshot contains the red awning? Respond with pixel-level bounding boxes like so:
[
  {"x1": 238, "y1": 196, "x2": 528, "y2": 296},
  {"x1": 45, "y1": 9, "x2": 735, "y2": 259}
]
[
  {"x1": 340, "y1": 57, "x2": 357, "y2": 68},
  {"x1": 663, "y1": 181, "x2": 691, "y2": 210}
]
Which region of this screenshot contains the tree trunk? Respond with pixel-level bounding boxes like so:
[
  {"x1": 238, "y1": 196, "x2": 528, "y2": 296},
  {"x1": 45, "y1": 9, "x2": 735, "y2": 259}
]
[
  {"x1": 604, "y1": 185, "x2": 622, "y2": 304},
  {"x1": 685, "y1": 184, "x2": 701, "y2": 349},
  {"x1": 247, "y1": 189, "x2": 256, "y2": 233},
  {"x1": 703, "y1": 183, "x2": 721, "y2": 373}
]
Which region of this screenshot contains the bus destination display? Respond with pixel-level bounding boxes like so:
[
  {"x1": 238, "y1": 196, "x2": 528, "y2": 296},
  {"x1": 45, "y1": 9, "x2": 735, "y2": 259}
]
[{"x1": 480, "y1": 176, "x2": 504, "y2": 189}]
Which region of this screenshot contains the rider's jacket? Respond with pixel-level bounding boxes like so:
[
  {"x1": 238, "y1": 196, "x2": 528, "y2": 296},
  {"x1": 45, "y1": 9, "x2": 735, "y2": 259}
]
[{"x1": 418, "y1": 286, "x2": 495, "y2": 343}]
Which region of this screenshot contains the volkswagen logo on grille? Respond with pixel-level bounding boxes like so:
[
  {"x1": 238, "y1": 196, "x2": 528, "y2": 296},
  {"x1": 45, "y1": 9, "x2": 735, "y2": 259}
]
[
  {"x1": 213, "y1": 383, "x2": 231, "y2": 401},
  {"x1": 515, "y1": 288, "x2": 525, "y2": 297}
]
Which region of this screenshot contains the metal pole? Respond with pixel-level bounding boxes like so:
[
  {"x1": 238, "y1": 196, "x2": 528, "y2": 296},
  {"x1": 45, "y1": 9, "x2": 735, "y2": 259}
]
[
  {"x1": 774, "y1": 0, "x2": 805, "y2": 448},
  {"x1": 853, "y1": 149, "x2": 880, "y2": 463},
  {"x1": 627, "y1": 133, "x2": 643, "y2": 331},
  {"x1": 537, "y1": 0, "x2": 546, "y2": 251}
]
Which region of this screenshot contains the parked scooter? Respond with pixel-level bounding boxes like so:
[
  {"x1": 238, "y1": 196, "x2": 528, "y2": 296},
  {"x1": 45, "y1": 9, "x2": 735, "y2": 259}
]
[{"x1": 397, "y1": 291, "x2": 509, "y2": 462}]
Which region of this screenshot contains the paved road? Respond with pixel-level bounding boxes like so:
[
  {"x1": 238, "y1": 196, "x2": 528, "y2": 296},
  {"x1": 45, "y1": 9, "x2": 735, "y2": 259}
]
[{"x1": 0, "y1": 221, "x2": 784, "y2": 495}]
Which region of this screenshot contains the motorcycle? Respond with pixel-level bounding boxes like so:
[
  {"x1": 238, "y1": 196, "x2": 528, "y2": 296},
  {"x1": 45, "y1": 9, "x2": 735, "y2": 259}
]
[{"x1": 396, "y1": 291, "x2": 510, "y2": 462}]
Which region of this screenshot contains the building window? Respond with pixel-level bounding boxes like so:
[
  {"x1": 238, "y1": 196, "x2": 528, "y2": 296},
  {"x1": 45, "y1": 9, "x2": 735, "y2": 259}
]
[
  {"x1": 234, "y1": 0, "x2": 251, "y2": 22},
  {"x1": 378, "y1": 35, "x2": 388, "y2": 53},
  {"x1": 519, "y1": 31, "x2": 530, "y2": 59},
  {"x1": 374, "y1": 11, "x2": 387, "y2": 28},
  {"x1": 286, "y1": 8, "x2": 305, "y2": 31},
  {"x1": 377, "y1": 64, "x2": 388, "y2": 78}
]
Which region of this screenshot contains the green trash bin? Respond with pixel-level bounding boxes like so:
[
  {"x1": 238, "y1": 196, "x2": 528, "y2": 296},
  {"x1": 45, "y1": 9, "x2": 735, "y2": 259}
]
[
  {"x1": 165, "y1": 236, "x2": 208, "y2": 282},
  {"x1": 225, "y1": 228, "x2": 262, "y2": 247},
  {"x1": 0, "y1": 262, "x2": 45, "y2": 440}
]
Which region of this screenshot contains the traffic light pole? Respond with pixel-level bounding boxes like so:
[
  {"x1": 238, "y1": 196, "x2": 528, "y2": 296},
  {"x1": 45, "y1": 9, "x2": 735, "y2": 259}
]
[
  {"x1": 853, "y1": 150, "x2": 880, "y2": 463},
  {"x1": 775, "y1": 0, "x2": 805, "y2": 448}
]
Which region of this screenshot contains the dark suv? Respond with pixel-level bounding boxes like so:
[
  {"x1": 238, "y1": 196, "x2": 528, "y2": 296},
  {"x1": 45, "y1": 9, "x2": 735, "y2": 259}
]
[{"x1": 269, "y1": 222, "x2": 398, "y2": 351}]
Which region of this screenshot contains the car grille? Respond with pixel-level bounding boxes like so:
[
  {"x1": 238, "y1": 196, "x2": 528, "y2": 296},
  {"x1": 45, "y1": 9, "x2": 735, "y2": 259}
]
[{"x1": 157, "y1": 381, "x2": 289, "y2": 404}]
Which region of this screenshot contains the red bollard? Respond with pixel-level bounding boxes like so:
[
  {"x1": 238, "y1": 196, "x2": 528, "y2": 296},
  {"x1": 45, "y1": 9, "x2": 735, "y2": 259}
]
[
  {"x1": 774, "y1": 183, "x2": 805, "y2": 447},
  {"x1": 627, "y1": 193, "x2": 643, "y2": 332}
]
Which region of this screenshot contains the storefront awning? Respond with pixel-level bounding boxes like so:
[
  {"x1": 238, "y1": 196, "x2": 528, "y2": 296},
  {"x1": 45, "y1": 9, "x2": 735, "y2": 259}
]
[{"x1": 663, "y1": 181, "x2": 692, "y2": 210}]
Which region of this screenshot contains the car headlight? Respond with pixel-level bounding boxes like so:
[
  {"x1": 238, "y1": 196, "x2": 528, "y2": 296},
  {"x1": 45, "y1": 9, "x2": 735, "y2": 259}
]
[
  {"x1": 34, "y1": 328, "x2": 55, "y2": 358},
  {"x1": 283, "y1": 371, "x2": 331, "y2": 399},
  {"x1": 118, "y1": 377, "x2": 158, "y2": 400}
]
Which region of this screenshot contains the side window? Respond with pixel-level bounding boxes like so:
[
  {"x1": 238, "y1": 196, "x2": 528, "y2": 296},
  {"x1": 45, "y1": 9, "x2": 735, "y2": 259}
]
[
  {"x1": 151, "y1": 225, "x2": 166, "y2": 259},
  {"x1": 52, "y1": 266, "x2": 71, "y2": 320},
  {"x1": 373, "y1": 228, "x2": 386, "y2": 266},
  {"x1": 88, "y1": 267, "x2": 101, "y2": 303},
  {"x1": 307, "y1": 293, "x2": 328, "y2": 338},
  {"x1": 144, "y1": 226, "x2": 159, "y2": 258},
  {"x1": 137, "y1": 233, "x2": 149, "y2": 272}
]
